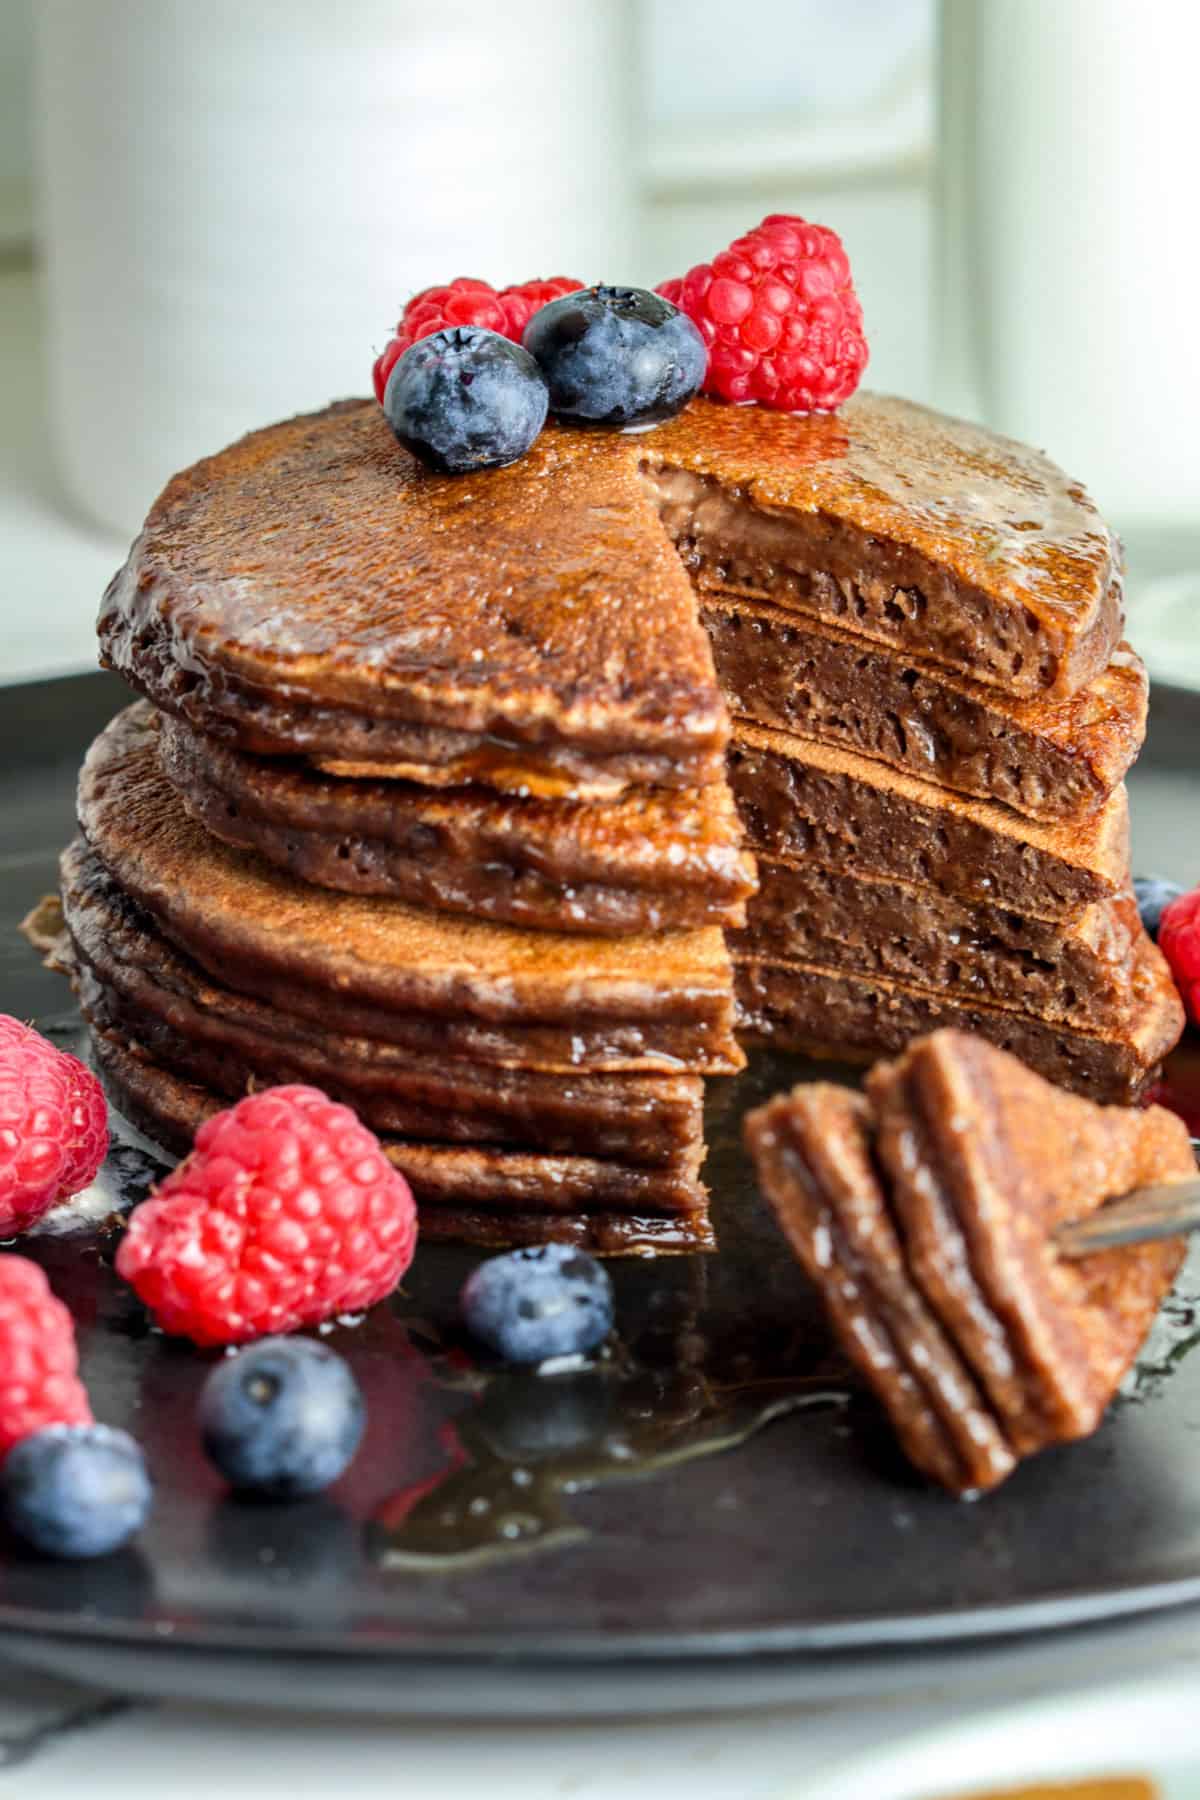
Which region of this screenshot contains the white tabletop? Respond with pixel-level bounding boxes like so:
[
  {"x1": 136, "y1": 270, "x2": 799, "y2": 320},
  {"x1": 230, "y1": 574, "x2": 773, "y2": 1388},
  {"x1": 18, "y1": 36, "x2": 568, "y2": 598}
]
[{"x1": 0, "y1": 1660, "x2": 1062, "y2": 1796}]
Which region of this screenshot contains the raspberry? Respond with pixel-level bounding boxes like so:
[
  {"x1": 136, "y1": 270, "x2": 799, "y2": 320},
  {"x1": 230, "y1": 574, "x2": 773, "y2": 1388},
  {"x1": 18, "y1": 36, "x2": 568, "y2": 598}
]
[
  {"x1": 0, "y1": 1017, "x2": 109, "y2": 1235},
  {"x1": 657, "y1": 214, "x2": 868, "y2": 412},
  {"x1": 1159, "y1": 885, "x2": 1200, "y2": 1026},
  {"x1": 115, "y1": 1085, "x2": 418, "y2": 1347},
  {"x1": 0, "y1": 1256, "x2": 92, "y2": 1458},
  {"x1": 373, "y1": 275, "x2": 584, "y2": 404}
]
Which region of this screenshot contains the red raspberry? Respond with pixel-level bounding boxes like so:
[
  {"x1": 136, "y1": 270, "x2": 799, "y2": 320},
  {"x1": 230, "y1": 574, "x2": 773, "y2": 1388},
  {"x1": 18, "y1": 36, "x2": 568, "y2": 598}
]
[
  {"x1": 0, "y1": 1018, "x2": 109, "y2": 1236},
  {"x1": 115, "y1": 1085, "x2": 418, "y2": 1347},
  {"x1": 1160, "y1": 886, "x2": 1200, "y2": 1026},
  {"x1": 657, "y1": 214, "x2": 868, "y2": 412},
  {"x1": 0, "y1": 1256, "x2": 92, "y2": 1458},
  {"x1": 372, "y1": 275, "x2": 584, "y2": 403}
]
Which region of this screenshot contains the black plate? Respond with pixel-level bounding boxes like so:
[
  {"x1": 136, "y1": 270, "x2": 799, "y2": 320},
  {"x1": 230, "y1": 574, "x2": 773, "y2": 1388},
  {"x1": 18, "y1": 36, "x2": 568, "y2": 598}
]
[{"x1": 2, "y1": 670, "x2": 1200, "y2": 1718}]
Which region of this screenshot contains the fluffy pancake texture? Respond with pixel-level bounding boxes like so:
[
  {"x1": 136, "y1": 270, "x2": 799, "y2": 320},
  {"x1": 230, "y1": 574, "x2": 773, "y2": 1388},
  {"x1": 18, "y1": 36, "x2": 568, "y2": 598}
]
[{"x1": 746, "y1": 1031, "x2": 1193, "y2": 1490}]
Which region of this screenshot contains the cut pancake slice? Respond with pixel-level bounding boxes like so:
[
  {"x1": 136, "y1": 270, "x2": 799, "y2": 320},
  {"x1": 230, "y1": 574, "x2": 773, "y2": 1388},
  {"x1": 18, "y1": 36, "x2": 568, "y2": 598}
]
[
  {"x1": 703, "y1": 593, "x2": 1145, "y2": 822},
  {"x1": 746, "y1": 1032, "x2": 1193, "y2": 1491},
  {"x1": 78, "y1": 707, "x2": 742, "y2": 1076},
  {"x1": 867, "y1": 1031, "x2": 1193, "y2": 1453},
  {"x1": 734, "y1": 934, "x2": 1184, "y2": 1103},
  {"x1": 727, "y1": 720, "x2": 1129, "y2": 919},
  {"x1": 94, "y1": 1030, "x2": 714, "y2": 1253},
  {"x1": 157, "y1": 712, "x2": 756, "y2": 935},
  {"x1": 734, "y1": 858, "x2": 1141, "y2": 1032},
  {"x1": 743, "y1": 1083, "x2": 1016, "y2": 1492},
  {"x1": 61, "y1": 842, "x2": 704, "y2": 1170},
  {"x1": 643, "y1": 392, "x2": 1121, "y2": 700}
]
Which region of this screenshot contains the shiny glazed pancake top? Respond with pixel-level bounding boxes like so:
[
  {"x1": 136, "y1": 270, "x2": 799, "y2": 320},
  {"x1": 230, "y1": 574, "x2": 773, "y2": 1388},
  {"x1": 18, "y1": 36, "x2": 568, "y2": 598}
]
[{"x1": 99, "y1": 394, "x2": 1124, "y2": 798}]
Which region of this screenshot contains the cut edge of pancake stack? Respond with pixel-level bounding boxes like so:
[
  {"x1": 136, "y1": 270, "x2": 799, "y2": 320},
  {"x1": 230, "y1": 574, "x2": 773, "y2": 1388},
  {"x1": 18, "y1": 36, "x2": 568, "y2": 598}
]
[
  {"x1": 657, "y1": 464, "x2": 1182, "y2": 1100},
  {"x1": 70, "y1": 391, "x2": 1185, "y2": 1256}
]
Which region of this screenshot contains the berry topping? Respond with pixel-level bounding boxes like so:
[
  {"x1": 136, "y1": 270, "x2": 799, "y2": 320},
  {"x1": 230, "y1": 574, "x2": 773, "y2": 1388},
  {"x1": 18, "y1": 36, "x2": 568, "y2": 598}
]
[
  {"x1": 2, "y1": 1424, "x2": 151, "y2": 1559},
  {"x1": 0, "y1": 1017, "x2": 109, "y2": 1235},
  {"x1": 383, "y1": 327, "x2": 549, "y2": 474},
  {"x1": 1159, "y1": 886, "x2": 1200, "y2": 1026},
  {"x1": 1134, "y1": 875, "x2": 1184, "y2": 942},
  {"x1": 657, "y1": 213, "x2": 868, "y2": 411},
  {"x1": 0, "y1": 1256, "x2": 92, "y2": 1458},
  {"x1": 115, "y1": 1085, "x2": 418, "y2": 1347},
  {"x1": 460, "y1": 1243, "x2": 614, "y2": 1365},
  {"x1": 522, "y1": 285, "x2": 706, "y2": 429},
  {"x1": 199, "y1": 1336, "x2": 365, "y2": 1498},
  {"x1": 372, "y1": 275, "x2": 584, "y2": 404}
]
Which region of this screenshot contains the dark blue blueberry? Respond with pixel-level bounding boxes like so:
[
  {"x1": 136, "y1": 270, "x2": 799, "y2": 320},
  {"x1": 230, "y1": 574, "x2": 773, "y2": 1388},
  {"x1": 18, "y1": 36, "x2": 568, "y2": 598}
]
[
  {"x1": 522, "y1": 285, "x2": 706, "y2": 428},
  {"x1": 383, "y1": 327, "x2": 548, "y2": 474},
  {"x1": 199, "y1": 1336, "x2": 365, "y2": 1498},
  {"x1": 1134, "y1": 875, "x2": 1184, "y2": 941},
  {"x1": 460, "y1": 1244, "x2": 615, "y2": 1365},
  {"x1": 3, "y1": 1425, "x2": 152, "y2": 1559}
]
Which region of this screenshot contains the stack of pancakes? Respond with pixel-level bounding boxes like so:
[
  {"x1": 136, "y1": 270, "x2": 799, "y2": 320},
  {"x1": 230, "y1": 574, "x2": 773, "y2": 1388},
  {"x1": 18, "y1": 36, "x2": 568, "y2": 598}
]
[{"x1": 63, "y1": 392, "x2": 1181, "y2": 1252}]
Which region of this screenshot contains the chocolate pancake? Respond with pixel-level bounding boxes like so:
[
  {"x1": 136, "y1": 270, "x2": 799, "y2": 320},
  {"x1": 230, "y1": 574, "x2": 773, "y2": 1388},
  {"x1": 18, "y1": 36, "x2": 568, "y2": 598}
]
[
  {"x1": 99, "y1": 401, "x2": 729, "y2": 798},
  {"x1": 96, "y1": 1029, "x2": 713, "y2": 1254},
  {"x1": 644, "y1": 394, "x2": 1121, "y2": 699},
  {"x1": 747, "y1": 1034, "x2": 1192, "y2": 1490},
  {"x1": 868, "y1": 1031, "x2": 1192, "y2": 1452},
  {"x1": 744, "y1": 1083, "x2": 1015, "y2": 1492},
  {"x1": 727, "y1": 721, "x2": 1129, "y2": 919},
  {"x1": 79, "y1": 707, "x2": 743, "y2": 1076},
  {"x1": 704, "y1": 595, "x2": 1145, "y2": 821},
  {"x1": 734, "y1": 932, "x2": 1184, "y2": 1103},
  {"x1": 157, "y1": 712, "x2": 755, "y2": 934},
  {"x1": 99, "y1": 395, "x2": 1121, "y2": 807},
  {"x1": 734, "y1": 858, "x2": 1140, "y2": 1031},
  {"x1": 61, "y1": 840, "x2": 704, "y2": 1169}
]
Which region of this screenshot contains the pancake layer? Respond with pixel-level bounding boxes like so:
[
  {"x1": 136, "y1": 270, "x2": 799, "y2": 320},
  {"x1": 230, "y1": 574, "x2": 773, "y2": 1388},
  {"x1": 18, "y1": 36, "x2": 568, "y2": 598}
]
[
  {"x1": 79, "y1": 706, "x2": 743, "y2": 1077},
  {"x1": 96, "y1": 1030, "x2": 713, "y2": 1254},
  {"x1": 158, "y1": 711, "x2": 755, "y2": 935},
  {"x1": 703, "y1": 594, "x2": 1145, "y2": 822},
  {"x1": 734, "y1": 935, "x2": 1183, "y2": 1105},
  {"x1": 733, "y1": 858, "x2": 1140, "y2": 1031},
  {"x1": 727, "y1": 720, "x2": 1129, "y2": 919},
  {"x1": 100, "y1": 395, "x2": 1121, "y2": 811},
  {"x1": 62, "y1": 839, "x2": 705, "y2": 1171}
]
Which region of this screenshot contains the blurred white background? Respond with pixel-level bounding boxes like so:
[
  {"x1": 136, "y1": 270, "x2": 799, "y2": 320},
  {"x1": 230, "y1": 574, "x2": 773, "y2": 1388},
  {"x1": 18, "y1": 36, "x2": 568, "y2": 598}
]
[{"x1": 1, "y1": 0, "x2": 1197, "y2": 687}]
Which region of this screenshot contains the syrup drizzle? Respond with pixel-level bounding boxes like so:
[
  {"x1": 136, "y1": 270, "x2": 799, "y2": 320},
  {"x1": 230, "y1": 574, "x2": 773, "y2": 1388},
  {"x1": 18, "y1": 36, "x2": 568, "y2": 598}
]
[{"x1": 371, "y1": 1345, "x2": 846, "y2": 1572}]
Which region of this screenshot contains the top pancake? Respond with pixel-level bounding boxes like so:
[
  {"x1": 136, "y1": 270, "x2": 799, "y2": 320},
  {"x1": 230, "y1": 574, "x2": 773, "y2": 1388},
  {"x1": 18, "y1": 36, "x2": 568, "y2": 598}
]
[
  {"x1": 100, "y1": 394, "x2": 1123, "y2": 799},
  {"x1": 100, "y1": 401, "x2": 728, "y2": 798},
  {"x1": 645, "y1": 395, "x2": 1121, "y2": 698}
]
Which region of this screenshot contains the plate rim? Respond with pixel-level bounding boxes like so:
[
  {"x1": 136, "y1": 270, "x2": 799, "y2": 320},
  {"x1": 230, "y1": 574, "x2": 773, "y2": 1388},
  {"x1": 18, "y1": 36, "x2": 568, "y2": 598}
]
[{"x1": 1, "y1": 1569, "x2": 1200, "y2": 1664}]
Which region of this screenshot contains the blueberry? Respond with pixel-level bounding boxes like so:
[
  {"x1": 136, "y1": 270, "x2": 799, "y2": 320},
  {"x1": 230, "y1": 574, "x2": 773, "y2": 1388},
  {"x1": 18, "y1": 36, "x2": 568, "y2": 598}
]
[
  {"x1": 460, "y1": 1244, "x2": 615, "y2": 1365},
  {"x1": 383, "y1": 327, "x2": 548, "y2": 474},
  {"x1": 522, "y1": 285, "x2": 706, "y2": 429},
  {"x1": 3, "y1": 1425, "x2": 152, "y2": 1559},
  {"x1": 1134, "y1": 875, "x2": 1183, "y2": 941},
  {"x1": 199, "y1": 1337, "x2": 365, "y2": 1498}
]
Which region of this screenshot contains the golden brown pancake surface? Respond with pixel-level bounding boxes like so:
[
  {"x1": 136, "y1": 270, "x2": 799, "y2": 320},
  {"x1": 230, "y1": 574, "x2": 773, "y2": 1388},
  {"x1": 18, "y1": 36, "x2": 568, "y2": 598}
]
[{"x1": 99, "y1": 393, "x2": 1123, "y2": 800}]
